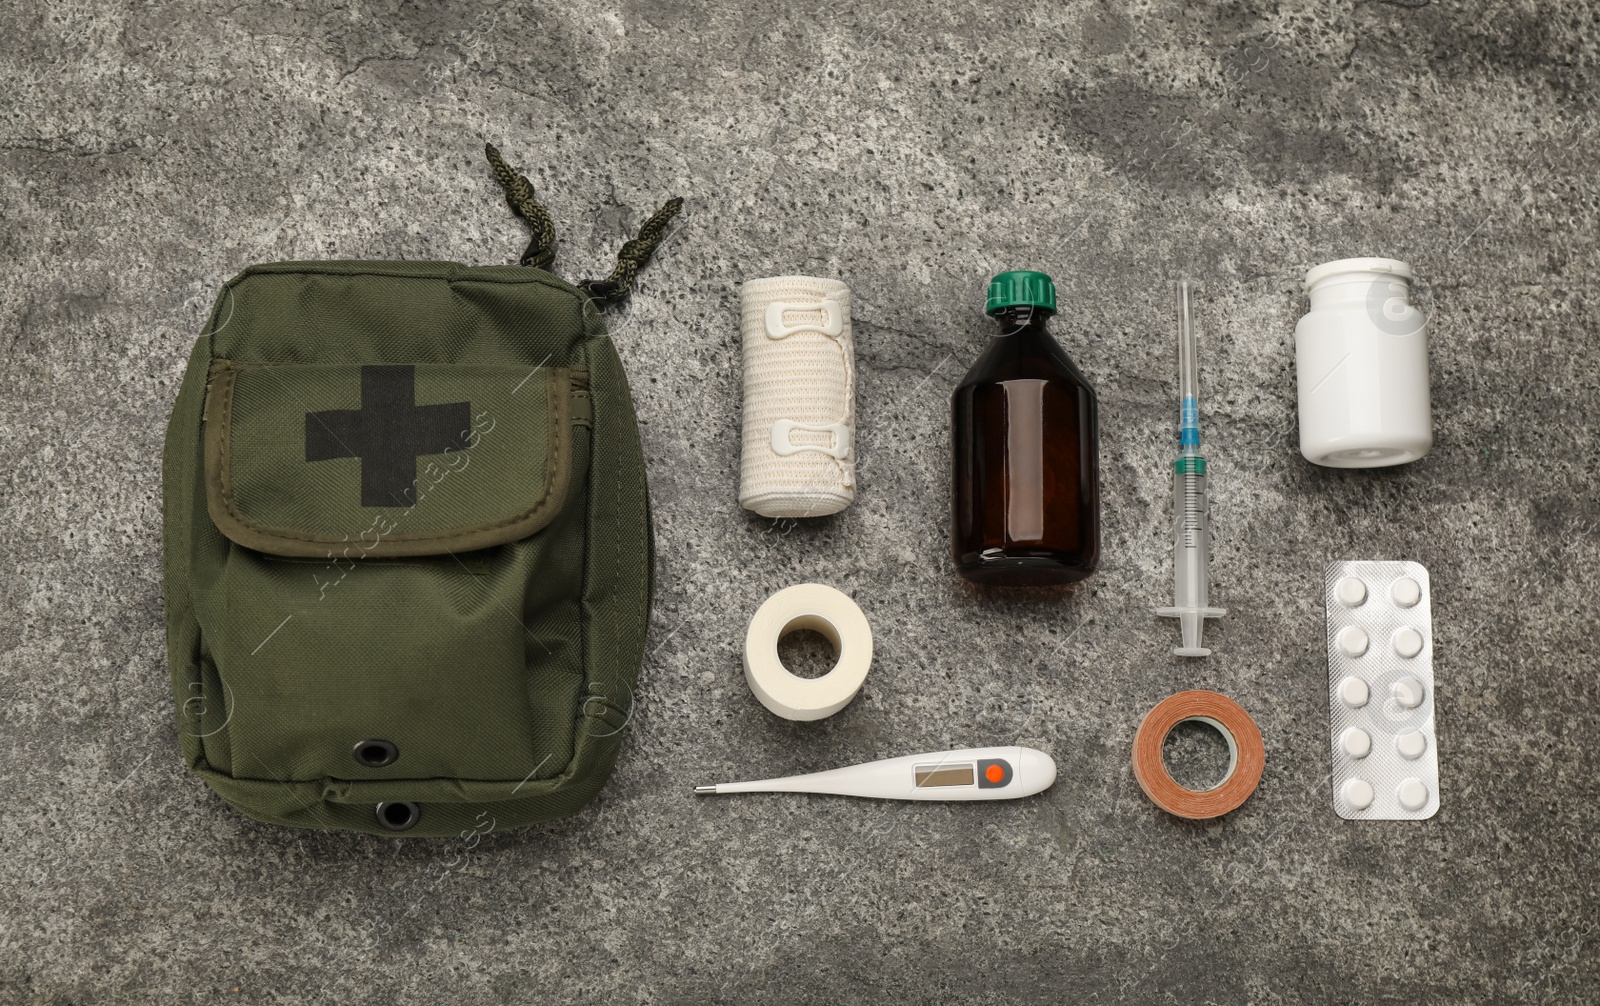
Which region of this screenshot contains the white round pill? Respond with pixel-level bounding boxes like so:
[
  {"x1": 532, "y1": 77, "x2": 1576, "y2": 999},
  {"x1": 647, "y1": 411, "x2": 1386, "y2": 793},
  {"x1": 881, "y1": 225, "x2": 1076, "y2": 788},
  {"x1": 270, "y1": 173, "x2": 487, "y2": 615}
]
[
  {"x1": 1397, "y1": 777, "x2": 1429, "y2": 812},
  {"x1": 1396, "y1": 730, "x2": 1427, "y2": 760},
  {"x1": 1393, "y1": 626, "x2": 1424, "y2": 658},
  {"x1": 1337, "y1": 626, "x2": 1369, "y2": 657},
  {"x1": 1336, "y1": 577, "x2": 1367, "y2": 606},
  {"x1": 1391, "y1": 676, "x2": 1426, "y2": 708},
  {"x1": 1390, "y1": 577, "x2": 1422, "y2": 608},
  {"x1": 1338, "y1": 675, "x2": 1370, "y2": 708},
  {"x1": 1342, "y1": 778, "x2": 1375, "y2": 810},
  {"x1": 1340, "y1": 727, "x2": 1372, "y2": 759}
]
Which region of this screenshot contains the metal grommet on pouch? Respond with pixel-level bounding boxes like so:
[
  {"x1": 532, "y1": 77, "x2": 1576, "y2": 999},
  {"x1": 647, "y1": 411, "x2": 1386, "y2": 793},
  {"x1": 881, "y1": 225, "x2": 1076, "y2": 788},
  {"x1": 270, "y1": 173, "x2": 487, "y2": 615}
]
[
  {"x1": 352, "y1": 739, "x2": 399, "y2": 768},
  {"x1": 1132, "y1": 690, "x2": 1264, "y2": 820},
  {"x1": 375, "y1": 801, "x2": 421, "y2": 832}
]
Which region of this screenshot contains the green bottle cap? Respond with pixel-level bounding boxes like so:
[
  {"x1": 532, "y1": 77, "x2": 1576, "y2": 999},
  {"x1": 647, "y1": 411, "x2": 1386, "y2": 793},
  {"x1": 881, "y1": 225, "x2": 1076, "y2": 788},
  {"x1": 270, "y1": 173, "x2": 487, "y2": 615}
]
[{"x1": 986, "y1": 270, "x2": 1057, "y2": 315}]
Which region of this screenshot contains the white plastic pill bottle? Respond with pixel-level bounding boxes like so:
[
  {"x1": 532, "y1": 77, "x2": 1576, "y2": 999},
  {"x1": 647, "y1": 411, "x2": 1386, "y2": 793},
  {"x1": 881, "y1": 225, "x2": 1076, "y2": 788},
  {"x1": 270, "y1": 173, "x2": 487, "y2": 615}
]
[{"x1": 1294, "y1": 257, "x2": 1432, "y2": 468}]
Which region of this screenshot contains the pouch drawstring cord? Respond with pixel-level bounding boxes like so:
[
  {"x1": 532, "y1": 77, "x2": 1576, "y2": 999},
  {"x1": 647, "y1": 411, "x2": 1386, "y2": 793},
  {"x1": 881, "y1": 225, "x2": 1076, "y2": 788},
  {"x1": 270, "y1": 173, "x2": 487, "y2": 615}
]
[{"x1": 485, "y1": 142, "x2": 682, "y2": 308}]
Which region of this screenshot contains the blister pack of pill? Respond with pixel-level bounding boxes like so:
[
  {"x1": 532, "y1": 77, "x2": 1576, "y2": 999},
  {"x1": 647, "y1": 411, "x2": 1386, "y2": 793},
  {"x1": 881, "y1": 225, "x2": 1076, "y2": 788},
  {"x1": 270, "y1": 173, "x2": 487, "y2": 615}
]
[{"x1": 1325, "y1": 560, "x2": 1438, "y2": 820}]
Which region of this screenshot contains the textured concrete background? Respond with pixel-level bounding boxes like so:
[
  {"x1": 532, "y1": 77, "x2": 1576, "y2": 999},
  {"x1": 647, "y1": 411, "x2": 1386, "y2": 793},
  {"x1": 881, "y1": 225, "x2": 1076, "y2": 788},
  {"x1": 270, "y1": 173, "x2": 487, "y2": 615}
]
[{"x1": 3, "y1": 1, "x2": 1598, "y2": 1003}]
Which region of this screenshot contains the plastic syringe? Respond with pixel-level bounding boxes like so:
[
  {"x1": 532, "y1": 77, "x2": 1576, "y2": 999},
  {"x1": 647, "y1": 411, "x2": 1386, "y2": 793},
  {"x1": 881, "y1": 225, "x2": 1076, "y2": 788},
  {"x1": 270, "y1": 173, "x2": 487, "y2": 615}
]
[{"x1": 1155, "y1": 280, "x2": 1225, "y2": 656}]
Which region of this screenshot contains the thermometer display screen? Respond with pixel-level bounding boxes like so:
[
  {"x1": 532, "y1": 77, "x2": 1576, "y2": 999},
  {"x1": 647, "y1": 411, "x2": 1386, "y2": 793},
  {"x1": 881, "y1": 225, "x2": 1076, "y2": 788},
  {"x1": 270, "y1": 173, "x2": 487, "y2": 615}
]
[{"x1": 914, "y1": 764, "x2": 976, "y2": 788}]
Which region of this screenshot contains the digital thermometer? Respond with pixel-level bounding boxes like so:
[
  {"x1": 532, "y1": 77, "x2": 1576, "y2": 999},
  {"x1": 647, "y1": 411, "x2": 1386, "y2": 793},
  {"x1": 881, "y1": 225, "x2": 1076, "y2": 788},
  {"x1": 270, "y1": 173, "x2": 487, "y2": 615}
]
[{"x1": 694, "y1": 746, "x2": 1057, "y2": 801}]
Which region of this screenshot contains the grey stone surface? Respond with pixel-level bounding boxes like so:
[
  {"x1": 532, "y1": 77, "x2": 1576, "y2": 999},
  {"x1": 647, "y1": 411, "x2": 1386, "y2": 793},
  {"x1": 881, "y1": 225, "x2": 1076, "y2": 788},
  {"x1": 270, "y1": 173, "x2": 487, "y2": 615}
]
[{"x1": 2, "y1": 1, "x2": 1597, "y2": 1002}]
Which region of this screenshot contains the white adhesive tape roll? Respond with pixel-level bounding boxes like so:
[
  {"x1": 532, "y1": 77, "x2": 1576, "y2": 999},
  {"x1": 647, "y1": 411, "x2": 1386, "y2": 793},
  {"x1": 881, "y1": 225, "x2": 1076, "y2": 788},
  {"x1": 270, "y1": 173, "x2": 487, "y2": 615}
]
[{"x1": 743, "y1": 583, "x2": 872, "y2": 721}]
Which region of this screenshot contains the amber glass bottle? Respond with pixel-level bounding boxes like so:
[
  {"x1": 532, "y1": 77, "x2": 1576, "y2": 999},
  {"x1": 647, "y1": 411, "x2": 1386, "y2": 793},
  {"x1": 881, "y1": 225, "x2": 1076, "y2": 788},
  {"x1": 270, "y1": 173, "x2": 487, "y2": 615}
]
[{"x1": 951, "y1": 271, "x2": 1100, "y2": 585}]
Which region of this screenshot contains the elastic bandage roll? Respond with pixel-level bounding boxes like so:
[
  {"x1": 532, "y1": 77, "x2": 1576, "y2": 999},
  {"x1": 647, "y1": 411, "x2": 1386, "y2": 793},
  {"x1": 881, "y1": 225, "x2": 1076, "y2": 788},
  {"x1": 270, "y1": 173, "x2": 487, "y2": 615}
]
[{"x1": 739, "y1": 276, "x2": 856, "y2": 518}]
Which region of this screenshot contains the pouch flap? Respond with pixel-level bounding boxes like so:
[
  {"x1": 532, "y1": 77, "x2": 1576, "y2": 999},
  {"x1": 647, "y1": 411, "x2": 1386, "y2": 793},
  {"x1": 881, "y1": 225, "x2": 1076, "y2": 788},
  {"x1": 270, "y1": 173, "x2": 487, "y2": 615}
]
[{"x1": 203, "y1": 360, "x2": 573, "y2": 558}]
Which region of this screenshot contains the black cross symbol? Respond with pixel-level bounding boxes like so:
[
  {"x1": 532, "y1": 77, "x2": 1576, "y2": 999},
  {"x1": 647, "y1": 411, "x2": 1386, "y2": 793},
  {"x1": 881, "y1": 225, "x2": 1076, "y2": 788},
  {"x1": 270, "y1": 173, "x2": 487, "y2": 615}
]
[{"x1": 305, "y1": 365, "x2": 471, "y2": 507}]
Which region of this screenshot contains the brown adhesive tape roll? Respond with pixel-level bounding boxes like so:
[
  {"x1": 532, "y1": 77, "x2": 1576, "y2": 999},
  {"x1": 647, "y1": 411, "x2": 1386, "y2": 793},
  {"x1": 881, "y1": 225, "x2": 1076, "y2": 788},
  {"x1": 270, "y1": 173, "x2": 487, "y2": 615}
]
[{"x1": 1133, "y1": 690, "x2": 1265, "y2": 820}]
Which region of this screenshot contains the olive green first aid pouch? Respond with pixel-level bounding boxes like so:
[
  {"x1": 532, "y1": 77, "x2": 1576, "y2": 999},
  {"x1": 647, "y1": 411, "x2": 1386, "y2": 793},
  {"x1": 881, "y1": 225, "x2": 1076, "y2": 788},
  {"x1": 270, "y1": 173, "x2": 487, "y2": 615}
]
[{"x1": 161, "y1": 148, "x2": 680, "y2": 836}]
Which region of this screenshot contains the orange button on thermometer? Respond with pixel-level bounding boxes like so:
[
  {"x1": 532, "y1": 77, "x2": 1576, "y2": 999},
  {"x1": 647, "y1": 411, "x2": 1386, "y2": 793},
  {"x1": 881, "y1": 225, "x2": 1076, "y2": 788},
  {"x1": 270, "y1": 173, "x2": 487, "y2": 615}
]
[{"x1": 1133, "y1": 691, "x2": 1264, "y2": 819}]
